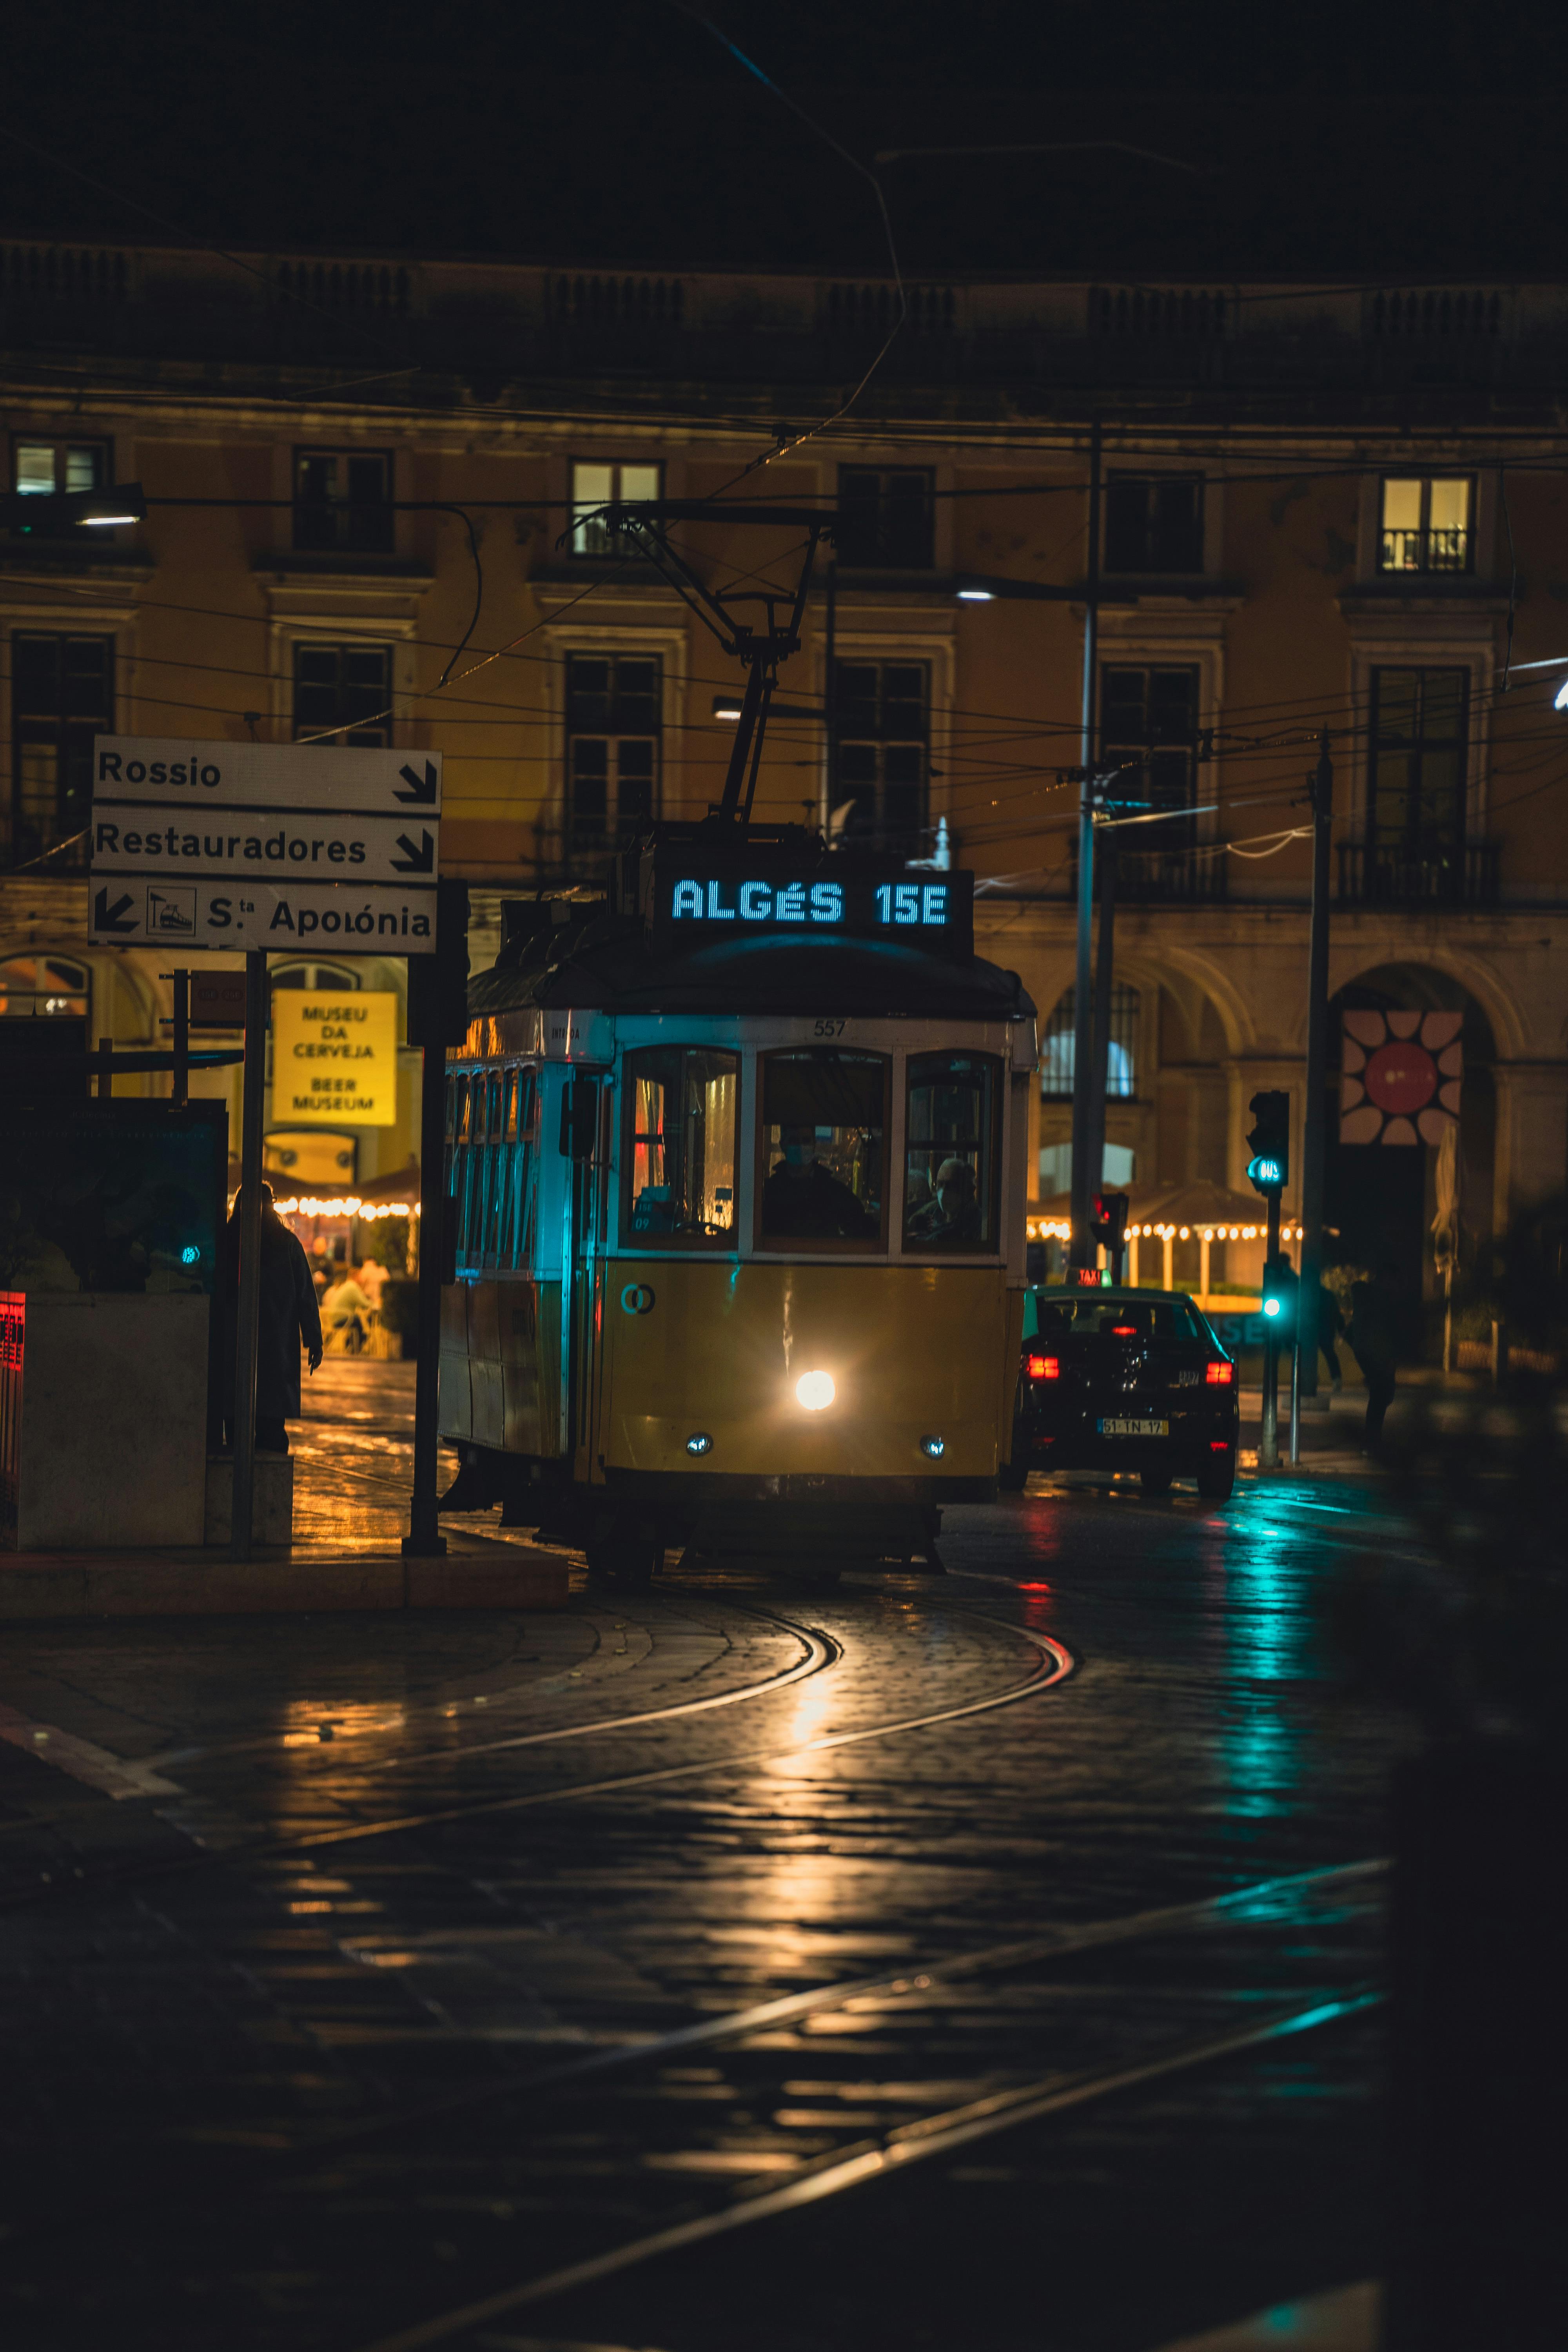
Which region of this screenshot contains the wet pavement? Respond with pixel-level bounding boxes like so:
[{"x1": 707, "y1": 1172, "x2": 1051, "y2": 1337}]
[{"x1": 0, "y1": 1362, "x2": 1418, "y2": 2352}]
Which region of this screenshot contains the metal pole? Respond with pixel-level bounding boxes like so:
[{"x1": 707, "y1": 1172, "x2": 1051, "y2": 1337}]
[
  {"x1": 1085, "y1": 832, "x2": 1118, "y2": 1223},
  {"x1": 1298, "y1": 729, "x2": 1333, "y2": 1399},
  {"x1": 230, "y1": 949, "x2": 267, "y2": 1562},
  {"x1": 1069, "y1": 419, "x2": 1102, "y2": 1267},
  {"x1": 404, "y1": 1034, "x2": 449, "y2": 1558},
  {"x1": 824, "y1": 557, "x2": 837, "y2": 835},
  {"x1": 1261, "y1": 1188, "x2": 1282, "y2": 1469},
  {"x1": 1289, "y1": 1332, "x2": 1301, "y2": 1464},
  {"x1": 172, "y1": 969, "x2": 189, "y2": 1109}
]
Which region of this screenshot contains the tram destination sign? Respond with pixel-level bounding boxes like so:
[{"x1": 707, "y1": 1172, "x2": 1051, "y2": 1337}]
[
  {"x1": 641, "y1": 847, "x2": 974, "y2": 960},
  {"x1": 89, "y1": 735, "x2": 441, "y2": 953}
]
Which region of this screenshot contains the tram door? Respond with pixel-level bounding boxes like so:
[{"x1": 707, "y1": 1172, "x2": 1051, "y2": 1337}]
[{"x1": 561, "y1": 1074, "x2": 608, "y2": 1485}]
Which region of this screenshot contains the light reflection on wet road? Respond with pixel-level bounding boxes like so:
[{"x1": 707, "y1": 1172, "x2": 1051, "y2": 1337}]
[{"x1": 0, "y1": 1363, "x2": 1415, "y2": 2352}]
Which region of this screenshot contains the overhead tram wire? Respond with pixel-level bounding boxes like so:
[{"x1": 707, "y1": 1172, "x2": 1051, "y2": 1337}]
[{"x1": 664, "y1": 3, "x2": 906, "y2": 491}]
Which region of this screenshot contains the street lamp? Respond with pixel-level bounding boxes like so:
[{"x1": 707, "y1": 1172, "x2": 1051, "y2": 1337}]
[{"x1": 2, "y1": 481, "x2": 147, "y2": 528}]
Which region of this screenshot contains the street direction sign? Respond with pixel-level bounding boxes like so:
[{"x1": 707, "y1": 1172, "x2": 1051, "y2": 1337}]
[
  {"x1": 92, "y1": 739, "x2": 443, "y2": 815},
  {"x1": 91, "y1": 808, "x2": 438, "y2": 886},
  {"x1": 88, "y1": 880, "x2": 438, "y2": 951},
  {"x1": 89, "y1": 736, "x2": 441, "y2": 953}
]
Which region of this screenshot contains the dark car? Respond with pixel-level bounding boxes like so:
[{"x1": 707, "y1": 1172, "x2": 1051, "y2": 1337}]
[{"x1": 999, "y1": 1283, "x2": 1240, "y2": 1500}]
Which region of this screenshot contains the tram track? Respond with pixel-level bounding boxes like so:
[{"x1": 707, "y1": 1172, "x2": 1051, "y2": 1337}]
[
  {"x1": 0, "y1": 1599, "x2": 833, "y2": 1886},
  {"x1": 350, "y1": 1982, "x2": 1385, "y2": 2352},
  {"x1": 0, "y1": 1602, "x2": 1069, "y2": 1908}
]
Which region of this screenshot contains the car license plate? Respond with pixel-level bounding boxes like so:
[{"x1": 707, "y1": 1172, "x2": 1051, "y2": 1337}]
[{"x1": 1099, "y1": 1417, "x2": 1169, "y2": 1438}]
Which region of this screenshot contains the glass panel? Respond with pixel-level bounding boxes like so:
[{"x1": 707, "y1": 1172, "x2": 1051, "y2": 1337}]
[
  {"x1": 570, "y1": 462, "x2": 614, "y2": 554},
  {"x1": 64, "y1": 446, "x2": 102, "y2": 495},
  {"x1": 619, "y1": 463, "x2": 660, "y2": 503},
  {"x1": 625, "y1": 1048, "x2": 739, "y2": 1245},
  {"x1": 1103, "y1": 477, "x2": 1147, "y2": 573},
  {"x1": 1380, "y1": 478, "x2": 1424, "y2": 570},
  {"x1": 14, "y1": 444, "x2": 55, "y2": 494},
  {"x1": 0, "y1": 954, "x2": 89, "y2": 1018},
  {"x1": 760, "y1": 1053, "x2": 884, "y2": 1244},
  {"x1": 1030, "y1": 1294, "x2": 1203, "y2": 1340},
  {"x1": 903, "y1": 1051, "x2": 999, "y2": 1253},
  {"x1": 1427, "y1": 477, "x2": 1470, "y2": 570},
  {"x1": 1150, "y1": 477, "x2": 1202, "y2": 571}
]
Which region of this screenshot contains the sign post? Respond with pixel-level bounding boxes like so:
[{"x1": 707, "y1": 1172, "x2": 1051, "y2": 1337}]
[
  {"x1": 232, "y1": 951, "x2": 268, "y2": 1563},
  {"x1": 87, "y1": 738, "x2": 443, "y2": 1560}
]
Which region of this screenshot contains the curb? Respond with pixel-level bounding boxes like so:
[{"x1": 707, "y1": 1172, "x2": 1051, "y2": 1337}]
[{"x1": 0, "y1": 1550, "x2": 572, "y2": 1619}]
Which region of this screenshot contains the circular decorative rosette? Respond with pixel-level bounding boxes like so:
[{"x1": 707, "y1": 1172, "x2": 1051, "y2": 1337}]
[{"x1": 1340, "y1": 1008, "x2": 1462, "y2": 1145}]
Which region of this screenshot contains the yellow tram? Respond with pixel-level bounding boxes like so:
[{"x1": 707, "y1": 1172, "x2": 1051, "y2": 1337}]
[{"x1": 437, "y1": 833, "x2": 1036, "y2": 1580}]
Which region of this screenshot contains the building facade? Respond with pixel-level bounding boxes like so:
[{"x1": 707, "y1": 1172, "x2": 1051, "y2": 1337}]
[{"x1": 4, "y1": 239, "x2": 1567, "y2": 1307}]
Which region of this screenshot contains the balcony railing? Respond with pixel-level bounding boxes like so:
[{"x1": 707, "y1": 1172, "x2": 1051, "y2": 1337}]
[
  {"x1": 1377, "y1": 525, "x2": 1471, "y2": 574},
  {"x1": 1338, "y1": 840, "x2": 1500, "y2": 906},
  {"x1": 1112, "y1": 847, "x2": 1229, "y2": 903}
]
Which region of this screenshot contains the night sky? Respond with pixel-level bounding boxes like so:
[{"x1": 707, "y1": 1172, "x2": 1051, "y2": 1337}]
[{"x1": 4, "y1": 0, "x2": 1565, "y2": 274}]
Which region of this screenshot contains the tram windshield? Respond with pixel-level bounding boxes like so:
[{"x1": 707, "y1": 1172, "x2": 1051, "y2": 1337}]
[
  {"x1": 903, "y1": 1051, "x2": 1000, "y2": 1253},
  {"x1": 624, "y1": 1047, "x2": 739, "y2": 1246},
  {"x1": 759, "y1": 1052, "x2": 884, "y2": 1245}
]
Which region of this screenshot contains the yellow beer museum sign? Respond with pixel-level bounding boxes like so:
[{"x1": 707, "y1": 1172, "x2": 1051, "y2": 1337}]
[{"x1": 271, "y1": 990, "x2": 399, "y2": 1126}]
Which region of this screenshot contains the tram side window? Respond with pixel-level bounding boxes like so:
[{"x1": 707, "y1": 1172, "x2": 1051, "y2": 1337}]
[
  {"x1": 498, "y1": 1067, "x2": 540, "y2": 1270},
  {"x1": 759, "y1": 1052, "x2": 885, "y2": 1247},
  {"x1": 624, "y1": 1047, "x2": 739, "y2": 1247},
  {"x1": 903, "y1": 1051, "x2": 1001, "y2": 1253}
]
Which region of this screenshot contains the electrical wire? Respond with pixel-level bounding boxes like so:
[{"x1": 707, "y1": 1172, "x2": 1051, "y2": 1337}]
[{"x1": 664, "y1": 4, "x2": 905, "y2": 486}]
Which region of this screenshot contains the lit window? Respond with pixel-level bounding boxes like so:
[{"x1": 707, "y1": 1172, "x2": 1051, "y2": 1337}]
[
  {"x1": 904, "y1": 1052, "x2": 1000, "y2": 1254},
  {"x1": 624, "y1": 1047, "x2": 739, "y2": 1248},
  {"x1": 1378, "y1": 476, "x2": 1472, "y2": 574},
  {"x1": 758, "y1": 1051, "x2": 885, "y2": 1249},
  {"x1": 1040, "y1": 985, "x2": 1139, "y2": 1100},
  {"x1": 570, "y1": 461, "x2": 662, "y2": 557},
  {"x1": 0, "y1": 955, "x2": 90, "y2": 1020},
  {"x1": 8, "y1": 438, "x2": 109, "y2": 537}
]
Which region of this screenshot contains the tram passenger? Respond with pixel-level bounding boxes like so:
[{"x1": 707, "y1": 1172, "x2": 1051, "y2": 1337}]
[
  {"x1": 907, "y1": 1156, "x2": 981, "y2": 1249},
  {"x1": 761, "y1": 1125, "x2": 876, "y2": 1240}
]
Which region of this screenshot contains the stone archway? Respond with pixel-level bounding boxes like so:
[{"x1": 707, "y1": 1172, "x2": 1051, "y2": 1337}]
[{"x1": 1328, "y1": 960, "x2": 1496, "y2": 1356}]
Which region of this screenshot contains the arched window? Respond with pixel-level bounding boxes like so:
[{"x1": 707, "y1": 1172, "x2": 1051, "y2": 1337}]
[
  {"x1": 269, "y1": 960, "x2": 360, "y2": 993},
  {"x1": 1040, "y1": 985, "x2": 1139, "y2": 1100},
  {"x1": 0, "y1": 953, "x2": 90, "y2": 1019}
]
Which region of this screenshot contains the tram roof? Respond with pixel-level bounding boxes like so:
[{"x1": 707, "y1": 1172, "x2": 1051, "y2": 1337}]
[{"x1": 470, "y1": 901, "x2": 1035, "y2": 1024}]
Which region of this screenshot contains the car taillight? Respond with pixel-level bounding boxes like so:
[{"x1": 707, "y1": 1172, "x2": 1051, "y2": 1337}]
[
  {"x1": 1206, "y1": 1361, "x2": 1234, "y2": 1385},
  {"x1": 1026, "y1": 1354, "x2": 1060, "y2": 1380},
  {"x1": 1110, "y1": 1325, "x2": 1137, "y2": 1337}
]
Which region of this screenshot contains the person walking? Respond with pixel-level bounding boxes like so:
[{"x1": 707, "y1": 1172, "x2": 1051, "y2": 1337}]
[
  {"x1": 1348, "y1": 1265, "x2": 1400, "y2": 1454},
  {"x1": 1317, "y1": 1279, "x2": 1346, "y2": 1391},
  {"x1": 220, "y1": 1181, "x2": 323, "y2": 1453}
]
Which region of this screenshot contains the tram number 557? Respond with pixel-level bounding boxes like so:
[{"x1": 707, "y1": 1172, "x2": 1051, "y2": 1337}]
[{"x1": 812, "y1": 1017, "x2": 847, "y2": 1038}]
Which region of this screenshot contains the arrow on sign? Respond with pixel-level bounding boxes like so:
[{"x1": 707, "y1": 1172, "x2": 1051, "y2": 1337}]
[
  {"x1": 94, "y1": 887, "x2": 138, "y2": 933},
  {"x1": 390, "y1": 829, "x2": 436, "y2": 875},
  {"x1": 394, "y1": 761, "x2": 440, "y2": 806}
]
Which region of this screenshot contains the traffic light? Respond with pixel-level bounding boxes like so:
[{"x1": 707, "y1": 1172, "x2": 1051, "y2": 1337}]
[
  {"x1": 1247, "y1": 1090, "x2": 1290, "y2": 1194},
  {"x1": 1091, "y1": 1189, "x2": 1130, "y2": 1278},
  {"x1": 1262, "y1": 1252, "x2": 1297, "y2": 1332},
  {"x1": 407, "y1": 879, "x2": 471, "y2": 1048}
]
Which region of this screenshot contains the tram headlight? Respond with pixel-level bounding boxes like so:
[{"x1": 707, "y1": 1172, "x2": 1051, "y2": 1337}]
[
  {"x1": 920, "y1": 1435, "x2": 945, "y2": 1459},
  {"x1": 686, "y1": 1432, "x2": 713, "y2": 1455},
  {"x1": 795, "y1": 1369, "x2": 835, "y2": 1412}
]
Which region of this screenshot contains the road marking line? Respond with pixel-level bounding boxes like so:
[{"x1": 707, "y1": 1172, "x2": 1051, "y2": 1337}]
[{"x1": 0, "y1": 1706, "x2": 182, "y2": 1801}]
